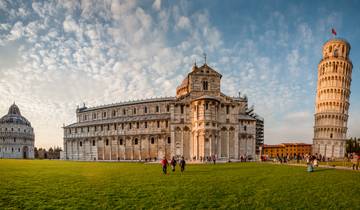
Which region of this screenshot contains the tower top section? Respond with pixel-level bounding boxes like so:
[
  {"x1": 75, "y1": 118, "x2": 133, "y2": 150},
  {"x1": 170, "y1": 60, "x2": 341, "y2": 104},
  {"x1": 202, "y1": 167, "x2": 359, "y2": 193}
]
[{"x1": 322, "y1": 38, "x2": 351, "y2": 60}]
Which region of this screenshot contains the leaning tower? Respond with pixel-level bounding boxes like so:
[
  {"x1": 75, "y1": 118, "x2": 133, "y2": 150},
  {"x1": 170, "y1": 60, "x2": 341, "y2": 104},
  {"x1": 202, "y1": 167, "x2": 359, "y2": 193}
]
[{"x1": 313, "y1": 38, "x2": 353, "y2": 158}]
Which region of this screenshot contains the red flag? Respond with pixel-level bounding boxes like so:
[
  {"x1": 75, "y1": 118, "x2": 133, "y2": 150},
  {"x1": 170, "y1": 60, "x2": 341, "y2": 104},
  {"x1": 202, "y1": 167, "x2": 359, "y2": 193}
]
[{"x1": 331, "y1": 28, "x2": 337, "y2": 36}]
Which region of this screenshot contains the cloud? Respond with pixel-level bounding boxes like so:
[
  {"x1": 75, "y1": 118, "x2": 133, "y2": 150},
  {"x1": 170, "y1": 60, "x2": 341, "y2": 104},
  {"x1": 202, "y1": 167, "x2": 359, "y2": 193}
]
[
  {"x1": 152, "y1": 0, "x2": 161, "y2": 11},
  {"x1": 7, "y1": 21, "x2": 24, "y2": 41},
  {"x1": 176, "y1": 16, "x2": 191, "y2": 30}
]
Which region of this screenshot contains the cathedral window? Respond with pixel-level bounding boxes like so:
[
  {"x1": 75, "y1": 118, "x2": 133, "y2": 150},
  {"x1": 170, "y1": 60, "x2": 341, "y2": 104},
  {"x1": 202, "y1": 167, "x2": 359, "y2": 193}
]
[
  {"x1": 156, "y1": 106, "x2": 159, "y2": 113},
  {"x1": 134, "y1": 138, "x2": 138, "y2": 145},
  {"x1": 129, "y1": 123, "x2": 132, "y2": 129},
  {"x1": 119, "y1": 139, "x2": 123, "y2": 145},
  {"x1": 123, "y1": 109, "x2": 126, "y2": 115},
  {"x1": 114, "y1": 124, "x2": 117, "y2": 130},
  {"x1": 244, "y1": 126, "x2": 247, "y2": 131},
  {"x1": 121, "y1": 123, "x2": 124, "y2": 130},
  {"x1": 12, "y1": 148, "x2": 14, "y2": 152},
  {"x1": 226, "y1": 105, "x2": 230, "y2": 114},
  {"x1": 80, "y1": 141, "x2": 82, "y2": 147},
  {"x1": 167, "y1": 137, "x2": 171, "y2": 144},
  {"x1": 165, "y1": 121, "x2": 168, "y2": 128},
  {"x1": 93, "y1": 113, "x2": 97, "y2": 119},
  {"x1": 14, "y1": 138, "x2": 16, "y2": 142},
  {"x1": 134, "y1": 108, "x2": 137, "y2": 115},
  {"x1": 205, "y1": 103, "x2": 209, "y2": 110},
  {"x1": 103, "y1": 112, "x2": 107, "y2": 118},
  {"x1": 87, "y1": 127, "x2": 90, "y2": 132},
  {"x1": 181, "y1": 105, "x2": 184, "y2": 114},
  {"x1": 151, "y1": 138, "x2": 155, "y2": 144},
  {"x1": 101, "y1": 125, "x2": 103, "y2": 131},
  {"x1": 144, "y1": 107, "x2": 148, "y2": 113},
  {"x1": 106, "y1": 139, "x2": 109, "y2": 146},
  {"x1": 137, "y1": 122, "x2": 139, "y2": 129},
  {"x1": 157, "y1": 121, "x2": 160, "y2": 128},
  {"x1": 145, "y1": 122, "x2": 148, "y2": 128},
  {"x1": 81, "y1": 127, "x2": 83, "y2": 133},
  {"x1": 107, "y1": 125, "x2": 109, "y2": 131},
  {"x1": 330, "y1": 133, "x2": 333, "y2": 139},
  {"x1": 92, "y1": 140, "x2": 95, "y2": 146},
  {"x1": 203, "y1": 81, "x2": 208, "y2": 90},
  {"x1": 166, "y1": 105, "x2": 170, "y2": 112},
  {"x1": 112, "y1": 110, "x2": 116, "y2": 117},
  {"x1": 94, "y1": 126, "x2": 97, "y2": 132}
]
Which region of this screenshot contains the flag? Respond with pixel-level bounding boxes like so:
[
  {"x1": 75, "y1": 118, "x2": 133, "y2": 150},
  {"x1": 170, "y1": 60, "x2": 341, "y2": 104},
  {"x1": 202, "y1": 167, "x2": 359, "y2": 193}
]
[{"x1": 331, "y1": 28, "x2": 337, "y2": 36}]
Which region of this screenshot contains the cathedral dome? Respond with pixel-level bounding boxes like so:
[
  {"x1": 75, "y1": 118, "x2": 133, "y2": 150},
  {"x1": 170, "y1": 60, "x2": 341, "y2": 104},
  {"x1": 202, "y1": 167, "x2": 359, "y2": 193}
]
[{"x1": 0, "y1": 103, "x2": 31, "y2": 126}]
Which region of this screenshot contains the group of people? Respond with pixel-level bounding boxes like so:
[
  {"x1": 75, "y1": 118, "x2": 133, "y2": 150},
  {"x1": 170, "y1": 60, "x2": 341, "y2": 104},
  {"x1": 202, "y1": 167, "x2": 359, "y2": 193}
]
[
  {"x1": 306, "y1": 155, "x2": 319, "y2": 172},
  {"x1": 161, "y1": 156, "x2": 186, "y2": 175},
  {"x1": 192, "y1": 155, "x2": 217, "y2": 164}
]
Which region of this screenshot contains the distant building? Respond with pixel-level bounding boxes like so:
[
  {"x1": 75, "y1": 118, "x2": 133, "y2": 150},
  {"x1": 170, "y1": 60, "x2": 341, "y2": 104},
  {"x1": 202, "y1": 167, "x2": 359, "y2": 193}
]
[
  {"x1": 63, "y1": 63, "x2": 264, "y2": 161},
  {"x1": 262, "y1": 143, "x2": 312, "y2": 158},
  {"x1": 313, "y1": 38, "x2": 353, "y2": 158},
  {"x1": 0, "y1": 103, "x2": 35, "y2": 159}
]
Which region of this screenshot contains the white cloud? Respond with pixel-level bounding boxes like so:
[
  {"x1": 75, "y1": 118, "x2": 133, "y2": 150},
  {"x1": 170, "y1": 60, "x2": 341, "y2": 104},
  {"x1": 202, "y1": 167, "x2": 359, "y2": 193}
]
[
  {"x1": 176, "y1": 16, "x2": 191, "y2": 30},
  {"x1": 7, "y1": 21, "x2": 24, "y2": 41},
  {"x1": 152, "y1": 0, "x2": 161, "y2": 11}
]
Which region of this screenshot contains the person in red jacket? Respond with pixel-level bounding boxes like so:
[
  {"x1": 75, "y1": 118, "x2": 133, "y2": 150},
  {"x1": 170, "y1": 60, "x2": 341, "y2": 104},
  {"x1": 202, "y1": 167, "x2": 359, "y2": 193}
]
[{"x1": 161, "y1": 157, "x2": 169, "y2": 174}]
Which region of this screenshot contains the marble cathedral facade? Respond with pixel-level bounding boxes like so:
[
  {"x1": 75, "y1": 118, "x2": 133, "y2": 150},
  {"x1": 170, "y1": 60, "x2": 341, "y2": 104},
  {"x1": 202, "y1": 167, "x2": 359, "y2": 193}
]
[{"x1": 63, "y1": 63, "x2": 263, "y2": 161}]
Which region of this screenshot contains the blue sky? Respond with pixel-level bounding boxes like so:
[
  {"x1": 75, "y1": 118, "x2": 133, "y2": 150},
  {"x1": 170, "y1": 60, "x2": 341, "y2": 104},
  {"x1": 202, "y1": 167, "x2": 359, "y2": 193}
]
[{"x1": 0, "y1": 0, "x2": 359, "y2": 148}]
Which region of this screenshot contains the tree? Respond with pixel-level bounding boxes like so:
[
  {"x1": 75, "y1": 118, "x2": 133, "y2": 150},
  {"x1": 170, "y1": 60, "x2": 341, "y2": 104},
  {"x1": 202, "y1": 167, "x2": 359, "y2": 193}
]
[{"x1": 346, "y1": 137, "x2": 360, "y2": 155}]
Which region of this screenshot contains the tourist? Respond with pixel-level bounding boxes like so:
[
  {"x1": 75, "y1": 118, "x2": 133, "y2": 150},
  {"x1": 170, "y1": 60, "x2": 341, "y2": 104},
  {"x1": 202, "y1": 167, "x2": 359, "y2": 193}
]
[
  {"x1": 161, "y1": 156, "x2": 169, "y2": 175},
  {"x1": 212, "y1": 155, "x2": 216, "y2": 164},
  {"x1": 313, "y1": 157, "x2": 318, "y2": 167},
  {"x1": 307, "y1": 156, "x2": 314, "y2": 172},
  {"x1": 351, "y1": 153, "x2": 359, "y2": 170},
  {"x1": 170, "y1": 156, "x2": 177, "y2": 172},
  {"x1": 179, "y1": 156, "x2": 186, "y2": 172}
]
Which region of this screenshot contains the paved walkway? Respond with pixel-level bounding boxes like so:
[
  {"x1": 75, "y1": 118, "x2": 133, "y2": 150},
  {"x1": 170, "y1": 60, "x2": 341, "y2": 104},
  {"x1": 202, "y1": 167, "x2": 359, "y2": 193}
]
[{"x1": 267, "y1": 162, "x2": 360, "y2": 172}]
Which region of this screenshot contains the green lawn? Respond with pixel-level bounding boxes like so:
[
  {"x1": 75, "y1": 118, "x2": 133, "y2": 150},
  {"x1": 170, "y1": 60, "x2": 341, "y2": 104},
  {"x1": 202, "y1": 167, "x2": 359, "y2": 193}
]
[{"x1": 0, "y1": 160, "x2": 359, "y2": 209}]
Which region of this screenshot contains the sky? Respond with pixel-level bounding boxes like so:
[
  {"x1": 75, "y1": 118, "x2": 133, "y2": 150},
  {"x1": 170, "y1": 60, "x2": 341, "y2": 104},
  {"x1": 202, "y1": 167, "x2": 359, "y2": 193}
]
[{"x1": 0, "y1": 0, "x2": 360, "y2": 149}]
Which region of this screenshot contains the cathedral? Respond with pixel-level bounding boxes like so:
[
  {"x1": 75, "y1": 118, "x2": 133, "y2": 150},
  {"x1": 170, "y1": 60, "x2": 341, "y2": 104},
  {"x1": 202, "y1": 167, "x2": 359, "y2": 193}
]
[{"x1": 63, "y1": 63, "x2": 264, "y2": 161}]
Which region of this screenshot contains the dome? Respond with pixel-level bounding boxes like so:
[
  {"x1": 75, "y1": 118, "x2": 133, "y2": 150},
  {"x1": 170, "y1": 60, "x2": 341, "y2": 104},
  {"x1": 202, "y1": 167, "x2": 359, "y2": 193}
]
[
  {"x1": 0, "y1": 103, "x2": 31, "y2": 126},
  {"x1": 8, "y1": 103, "x2": 21, "y2": 115}
]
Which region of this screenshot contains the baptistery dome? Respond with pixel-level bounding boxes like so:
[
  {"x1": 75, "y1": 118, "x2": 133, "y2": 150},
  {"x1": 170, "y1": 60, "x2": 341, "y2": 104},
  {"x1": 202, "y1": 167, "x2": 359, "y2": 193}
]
[{"x1": 0, "y1": 103, "x2": 35, "y2": 159}]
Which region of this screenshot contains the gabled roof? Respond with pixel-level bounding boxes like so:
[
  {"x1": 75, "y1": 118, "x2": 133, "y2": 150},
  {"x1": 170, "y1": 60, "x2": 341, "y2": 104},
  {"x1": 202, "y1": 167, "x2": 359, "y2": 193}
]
[{"x1": 189, "y1": 63, "x2": 222, "y2": 78}]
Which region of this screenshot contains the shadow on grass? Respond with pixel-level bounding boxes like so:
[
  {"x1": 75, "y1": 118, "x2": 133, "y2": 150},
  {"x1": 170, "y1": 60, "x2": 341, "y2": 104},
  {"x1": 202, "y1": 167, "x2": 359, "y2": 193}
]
[{"x1": 311, "y1": 168, "x2": 335, "y2": 173}]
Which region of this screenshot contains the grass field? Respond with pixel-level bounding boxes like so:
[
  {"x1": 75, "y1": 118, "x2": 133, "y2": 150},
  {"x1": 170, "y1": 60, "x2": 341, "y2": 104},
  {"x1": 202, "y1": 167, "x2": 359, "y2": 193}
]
[{"x1": 0, "y1": 160, "x2": 359, "y2": 209}]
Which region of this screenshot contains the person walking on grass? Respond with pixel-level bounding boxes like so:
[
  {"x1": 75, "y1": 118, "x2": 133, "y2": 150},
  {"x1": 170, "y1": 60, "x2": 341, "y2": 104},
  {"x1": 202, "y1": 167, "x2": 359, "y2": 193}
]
[
  {"x1": 179, "y1": 156, "x2": 186, "y2": 172},
  {"x1": 313, "y1": 157, "x2": 319, "y2": 167},
  {"x1": 351, "y1": 153, "x2": 359, "y2": 170},
  {"x1": 161, "y1": 156, "x2": 169, "y2": 175},
  {"x1": 170, "y1": 156, "x2": 177, "y2": 172}
]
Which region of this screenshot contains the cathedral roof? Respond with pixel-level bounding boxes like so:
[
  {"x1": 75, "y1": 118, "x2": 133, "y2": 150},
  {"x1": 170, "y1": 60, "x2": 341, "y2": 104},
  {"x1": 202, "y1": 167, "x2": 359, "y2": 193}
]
[
  {"x1": 0, "y1": 103, "x2": 32, "y2": 126},
  {"x1": 65, "y1": 113, "x2": 170, "y2": 128},
  {"x1": 189, "y1": 63, "x2": 222, "y2": 77},
  {"x1": 78, "y1": 97, "x2": 176, "y2": 112}
]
